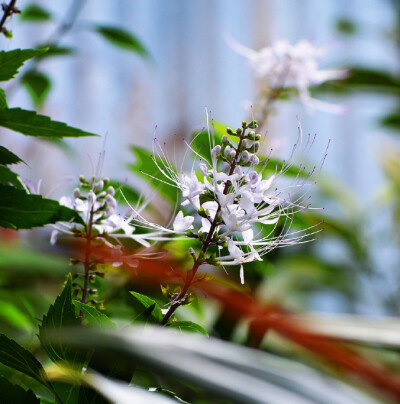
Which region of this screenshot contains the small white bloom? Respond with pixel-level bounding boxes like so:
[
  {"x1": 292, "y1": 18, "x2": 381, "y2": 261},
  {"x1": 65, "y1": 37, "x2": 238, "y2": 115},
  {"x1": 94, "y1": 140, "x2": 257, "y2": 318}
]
[
  {"x1": 173, "y1": 211, "x2": 194, "y2": 233},
  {"x1": 199, "y1": 163, "x2": 208, "y2": 176}
]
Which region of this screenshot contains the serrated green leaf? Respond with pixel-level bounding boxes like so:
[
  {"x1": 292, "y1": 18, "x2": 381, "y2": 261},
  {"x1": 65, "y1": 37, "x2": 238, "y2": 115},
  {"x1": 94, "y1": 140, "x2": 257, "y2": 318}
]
[
  {"x1": 128, "y1": 146, "x2": 177, "y2": 205},
  {"x1": 0, "y1": 184, "x2": 83, "y2": 229},
  {"x1": 22, "y1": 70, "x2": 51, "y2": 107},
  {"x1": 0, "y1": 146, "x2": 23, "y2": 165},
  {"x1": 20, "y1": 4, "x2": 52, "y2": 21},
  {"x1": 95, "y1": 26, "x2": 150, "y2": 59},
  {"x1": 0, "y1": 48, "x2": 48, "y2": 81},
  {"x1": 128, "y1": 291, "x2": 163, "y2": 324},
  {"x1": 0, "y1": 108, "x2": 97, "y2": 138},
  {"x1": 73, "y1": 301, "x2": 116, "y2": 328},
  {"x1": 0, "y1": 333, "x2": 49, "y2": 386},
  {"x1": 0, "y1": 375, "x2": 39, "y2": 403},
  {"x1": 167, "y1": 320, "x2": 209, "y2": 336},
  {"x1": 39, "y1": 274, "x2": 85, "y2": 367},
  {"x1": 0, "y1": 88, "x2": 8, "y2": 109},
  {"x1": 0, "y1": 164, "x2": 23, "y2": 187}
]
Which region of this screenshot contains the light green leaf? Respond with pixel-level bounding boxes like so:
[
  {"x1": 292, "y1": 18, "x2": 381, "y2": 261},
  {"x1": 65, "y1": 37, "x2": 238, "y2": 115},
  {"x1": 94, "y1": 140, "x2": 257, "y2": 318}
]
[
  {"x1": 0, "y1": 88, "x2": 8, "y2": 109},
  {"x1": 0, "y1": 48, "x2": 48, "y2": 81},
  {"x1": 0, "y1": 184, "x2": 83, "y2": 229},
  {"x1": 22, "y1": 70, "x2": 51, "y2": 107},
  {"x1": 0, "y1": 108, "x2": 98, "y2": 138},
  {"x1": 167, "y1": 320, "x2": 209, "y2": 336},
  {"x1": 39, "y1": 274, "x2": 85, "y2": 367},
  {"x1": 73, "y1": 301, "x2": 116, "y2": 329},
  {"x1": 0, "y1": 375, "x2": 39, "y2": 403},
  {"x1": 20, "y1": 4, "x2": 52, "y2": 21},
  {"x1": 0, "y1": 146, "x2": 21, "y2": 165},
  {"x1": 95, "y1": 26, "x2": 150, "y2": 59},
  {"x1": 0, "y1": 300, "x2": 32, "y2": 331},
  {"x1": 128, "y1": 291, "x2": 163, "y2": 324}
]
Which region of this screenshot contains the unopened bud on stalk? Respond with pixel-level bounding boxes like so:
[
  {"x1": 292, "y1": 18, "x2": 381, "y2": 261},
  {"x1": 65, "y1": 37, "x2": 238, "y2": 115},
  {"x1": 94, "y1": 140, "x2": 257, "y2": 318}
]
[
  {"x1": 250, "y1": 154, "x2": 259, "y2": 166},
  {"x1": 242, "y1": 150, "x2": 250, "y2": 163},
  {"x1": 199, "y1": 163, "x2": 208, "y2": 176},
  {"x1": 254, "y1": 141, "x2": 260, "y2": 152},
  {"x1": 222, "y1": 135, "x2": 228, "y2": 144},
  {"x1": 95, "y1": 180, "x2": 104, "y2": 192},
  {"x1": 107, "y1": 186, "x2": 115, "y2": 196},
  {"x1": 224, "y1": 146, "x2": 232, "y2": 158},
  {"x1": 226, "y1": 127, "x2": 234, "y2": 135},
  {"x1": 212, "y1": 145, "x2": 221, "y2": 155},
  {"x1": 73, "y1": 188, "x2": 80, "y2": 198}
]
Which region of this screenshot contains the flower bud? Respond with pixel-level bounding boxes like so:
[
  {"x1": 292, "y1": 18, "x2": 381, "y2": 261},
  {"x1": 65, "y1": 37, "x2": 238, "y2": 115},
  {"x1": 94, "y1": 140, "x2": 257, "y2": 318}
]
[
  {"x1": 88, "y1": 191, "x2": 96, "y2": 204},
  {"x1": 230, "y1": 150, "x2": 236, "y2": 160},
  {"x1": 95, "y1": 180, "x2": 104, "y2": 192},
  {"x1": 73, "y1": 188, "x2": 80, "y2": 198},
  {"x1": 249, "y1": 171, "x2": 259, "y2": 184},
  {"x1": 250, "y1": 154, "x2": 259, "y2": 166},
  {"x1": 236, "y1": 128, "x2": 243, "y2": 135},
  {"x1": 247, "y1": 130, "x2": 256, "y2": 140},
  {"x1": 79, "y1": 175, "x2": 87, "y2": 184},
  {"x1": 255, "y1": 134, "x2": 261, "y2": 141},
  {"x1": 242, "y1": 120, "x2": 247, "y2": 127},
  {"x1": 105, "y1": 194, "x2": 116, "y2": 208},
  {"x1": 103, "y1": 177, "x2": 110, "y2": 185},
  {"x1": 234, "y1": 166, "x2": 243, "y2": 176},
  {"x1": 226, "y1": 127, "x2": 234, "y2": 135},
  {"x1": 224, "y1": 145, "x2": 232, "y2": 157},
  {"x1": 254, "y1": 141, "x2": 260, "y2": 152},
  {"x1": 222, "y1": 135, "x2": 228, "y2": 144},
  {"x1": 107, "y1": 186, "x2": 115, "y2": 196},
  {"x1": 242, "y1": 150, "x2": 250, "y2": 163},
  {"x1": 199, "y1": 163, "x2": 208, "y2": 176},
  {"x1": 212, "y1": 145, "x2": 221, "y2": 155}
]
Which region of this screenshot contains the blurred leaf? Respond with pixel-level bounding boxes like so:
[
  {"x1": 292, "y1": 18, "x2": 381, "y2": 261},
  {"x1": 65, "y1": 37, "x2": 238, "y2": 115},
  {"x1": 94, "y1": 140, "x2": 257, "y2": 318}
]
[
  {"x1": 0, "y1": 333, "x2": 49, "y2": 386},
  {"x1": 39, "y1": 274, "x2": 85, "y2": 367},
  {"x1": 95, "y1": 26, "x2": 150, "y2": 59},
  {"x1": 381, "y1": 110, "x2": 400, "y2": 131},
  {"x1": 110, "y1": 180, "x2": 141, "y2": 205},
  {"x1": 0, "y1": 165, "x2": 23, "y2": 187},
  {"x1": 128, "y1": 291, "x2": 163, "y2": 324},
  {"x1": 35, "y1": 43, "x2": 75, "y2": 60},
  {"x1": 73, "y1": 301, "x2": 116, "y2": 329},
  {"x1": 0, "y1": 88, "x2": 8, "y2": 109},
  {"x1": 0, "y1": 145, "x2": 22, "y2": 165},
  {"x1": 0, "y1": 184, "x2": 83, "y2": 229},
  {"x1": 0, "y1": 300, "x2": 32, "y2": 331},
  {"x1": 0, "y1": 48, "x2": 48, "y2": 81},
  {"x1": 167, "y1": 320, "x2": 208, "y2": 336},
  {"x1": 0, "y1": 375, "x2": 39, "y2": 403},
  {"x1": 0, "y1": 108, "x2": 98, "y2": 138},
  {"x1": 336, "y1": 18, "x2": 357, "y2": 35},
  {"x1": 128, "y1": 146, "x2": 177, "y2": 205},
  {"x1": 20, "y1": 4, "x2": 52, "y2": 21},
  {"x1": 52, "y1": 382, "x2": 79, "y2": 404},
  {"x1": 22, "y1": 70, "x2": 51, "y2": 107}
]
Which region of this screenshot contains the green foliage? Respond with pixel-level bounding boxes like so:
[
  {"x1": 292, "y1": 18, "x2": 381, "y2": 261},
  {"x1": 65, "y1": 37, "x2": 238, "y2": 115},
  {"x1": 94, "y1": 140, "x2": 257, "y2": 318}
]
[
  {"x1": 0, "y1": 165, "x2": 23, "y2": 187},
  {"x1": 0, "y1": 333, "x2": 48, "y2": 386},
  {"x1": 0, "y1": 108, "x2": 98, "y2": 138},
  {"x1": 20, "y1": 4, "x2": 52, "y2": 22},
  {"x1": 0, "y1": 185, "x2": 83, "y2": 229},
  {"x1": 0, "y1": 145, "x2": 23, "y2": 165},
  {"x1": 73, "y1": 301, "x2": 116, "y2": 328},
  {"x1": 35, "y1": 44, "x2": 75, "y2": 60},
  {"x1": 0, "y1": 88, "x2": 8, "y2": 109},
  {"x1": 167, "y1": 320, "x2": 209, "y2": 336},
  {"x1": 129, "y1": 291, "x2": 163, "y2": 324},
  {"x1": 95, "y1": 26, "x2": 150, "y2": 59},
  {"x1": 22, "y1": 70, "x2": 52, "y2": 107},
  {"x1": 0, "y1": 376, "x2": 39, "y2": 403},
  {"x1": 38, "y1": 274, "x2": 85, "y2": 366},
  {"x1": 0, "y1": 48, "x2": 48, "y2": 81},
  {"x1": 381, "y1": 110, "x2": 400, "y2": 131}
]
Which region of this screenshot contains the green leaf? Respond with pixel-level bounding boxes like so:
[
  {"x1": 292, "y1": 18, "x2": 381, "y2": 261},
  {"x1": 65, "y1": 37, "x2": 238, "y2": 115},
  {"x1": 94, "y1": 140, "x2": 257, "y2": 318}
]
[
  {"x1": 128, "y1": 146, "x2": 177, "y2": 205},
  {"x1": 35, "y1": 44, "x2": 75, "y2": 60},
  {"x1": 0, "y1": 146, "x2": 23, "y2": 165},
  {"x1": 381, "y1": 111, "x2": 400, "y2": 131},
  {"x1": 0, "y1": 88, "x2": 8, "y2": 109},
  {"x1": 0, "y1": 108, "x2": 98, "y2": 138},
  {"x1": 0, "y1": 184, "x2": 83, "y2": 229},
  {"x1": 39, "y1": 274, "x2": 85, "y2": 367},
  {"x1": 0, "y1": 376, "x2": 39, "y2": 403},
  {"x1": 0, "y1": 165, "x2": 23, "y2": 187},
  {"x1": 0, "y1": 300, "x2": 33, "y2": 331},
  {"x1": 0, "y1": 48, "x2": 48, "y2": 81},
  {"x1": 0, "y1": 334, "x2": 48, "y2": 386},
  {"x1": 167, "y1": 320, "x2": 209, "y2": 336},
  {"x1": 20, "y1": 4, "x2": 52, "y2": 21},
  {"x1": 95, "y1": 26, "x2": 150, "y2": 59},
  {"x1": 22, "y1": 70, "x2": 51, "y2": 107},
  {"x1": 128, "y1": 291, "x2": 163, "y2": 324},
  {"x1": 73, "y1": 301, "x2": 116, "y2": 328}
]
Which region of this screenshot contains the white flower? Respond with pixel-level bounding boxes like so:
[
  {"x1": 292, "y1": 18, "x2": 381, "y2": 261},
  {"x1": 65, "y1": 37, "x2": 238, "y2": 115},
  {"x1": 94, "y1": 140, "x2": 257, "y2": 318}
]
[{"x1": 173, "y1": 211, "x2": 194, "y2": 233}]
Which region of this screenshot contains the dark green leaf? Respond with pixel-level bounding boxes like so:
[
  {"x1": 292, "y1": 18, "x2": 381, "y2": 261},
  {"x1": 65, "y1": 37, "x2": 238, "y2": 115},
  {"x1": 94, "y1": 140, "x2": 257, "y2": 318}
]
[
  {"x1": 95, "y1": 26, "x2": 150, "y2": 58},
  {"x1": 73, "y1": 301, "x2": 116, "y2": 329},
  {"x1": 0, "y1": 108, "x2": 98, "y2": 138},
  {"x1": 167, "y1": 320, "x2": 209, "y2": 336},
  {"x1": 128, "y1": 146, "x2": 177, "y2": 205},
  {"x1": 128, "y1": 291, "x2": 163, "y2": 324},
  {"x1": 35, "y1": 44, "x2": 75, "y2": 60},
  {"x1": 0, "y1": 145, "x2": 23, "y2": 165},
  {"x1": 0, "y1": 184, "x2": 83, "y2": 229},
  {"x1": 20, "y1": 4, "x2": 52, "y2": 21},
  {"x1": 0, "y1": 333, "x2": 48, "y2": 386},
  {"x1": 0, "y1": 48, "x2": 48, "y2": 81},
  {"x1": 381, "y1": 111, "x2": 400, "y2": 131},
  {"x1": 336, "y1": 18, "x2": 357, "y2": 35},
  {"x1": 39, "y1": 274, "x2": 85, "y2": 367},
  {"x1": 0, "y1": 164, "x2": 23, "y2": 187},
  {"x1": 0, "y1": 88, "x2": 8, "y2": 109},
  {"x1": 0, "y1": 375, "x2": 39, "y2": 403},
  {"x1": 22, "y1": 70, "x2": 51, "y2": 107},
  {"x1": 52, "y1": 382, "x2": 80, "y2": 404}
]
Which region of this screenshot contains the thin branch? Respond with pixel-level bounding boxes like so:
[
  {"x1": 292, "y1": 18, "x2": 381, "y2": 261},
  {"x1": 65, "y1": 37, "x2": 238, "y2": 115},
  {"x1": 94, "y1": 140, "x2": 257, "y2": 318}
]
[{"x1": 0, "y1": 0, "x2": 20, "y2": 36}]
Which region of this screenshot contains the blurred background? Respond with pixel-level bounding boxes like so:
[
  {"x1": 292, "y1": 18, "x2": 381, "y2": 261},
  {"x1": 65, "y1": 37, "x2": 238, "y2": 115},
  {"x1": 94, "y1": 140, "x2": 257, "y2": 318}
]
[{"x1": 1, "y1": 0, "x2": 400, "y2": 322}]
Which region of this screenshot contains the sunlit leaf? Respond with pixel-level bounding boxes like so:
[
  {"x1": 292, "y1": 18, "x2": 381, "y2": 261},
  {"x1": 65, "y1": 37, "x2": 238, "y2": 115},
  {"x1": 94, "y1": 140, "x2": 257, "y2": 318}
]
[
  {"x1": 73, "y1": 301, "x2": 116, "y2": 329},
  {"x1": 0, "y1": 108, "x2": 98, "y2": 138},
  {"x1": 0, "y1": 88, "x2": 8, "y2": 109},
  {"x1": 0, "y1": 185, "x2": 83, "y2": 229},
  {"x1": 128, "y1": 291, "x2": 163, "y2": 324},
  {"x1": 0, "y1": 48, "x2": 47, "y2": 81},
  {"x1": 167, "y1": 320, "x2": 208, "y2": 336}
]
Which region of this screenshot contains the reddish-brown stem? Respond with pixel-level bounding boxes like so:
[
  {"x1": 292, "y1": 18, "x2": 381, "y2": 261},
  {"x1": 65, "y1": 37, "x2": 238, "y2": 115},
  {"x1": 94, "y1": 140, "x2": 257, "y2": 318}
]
[
  {"x1": 81, "y1": 207, "x2": 94, "y2": 305},
  {"x1": 0, "y1": 0, "x2": 18, "y2": 34}
]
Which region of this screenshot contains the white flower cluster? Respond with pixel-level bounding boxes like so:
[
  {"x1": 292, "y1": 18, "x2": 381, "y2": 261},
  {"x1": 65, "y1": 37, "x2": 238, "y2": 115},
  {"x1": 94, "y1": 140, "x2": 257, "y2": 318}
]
[
  {"x1": 50, "y1": 176, "x2": 151, "y2": 247},
  {"x1": 229, "y1": 37, "x2": 347, "y2": 113},
  {"x1": 133, "y1": 120, "x2": 321, "y2": 284}
]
